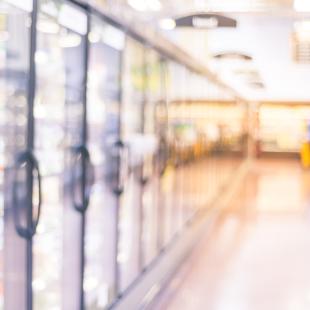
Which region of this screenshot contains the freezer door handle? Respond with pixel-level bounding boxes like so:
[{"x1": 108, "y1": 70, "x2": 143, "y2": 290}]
[
  {"x1": 158, "y1": 138, "x2": 169, "y2": 177},
  {"x1": 13, "y1": 150, "x2": 42, "y2": 239},
  {"x1": 113, "y1": 140, "x2": 130, "y2": 196},
  {"x1": 141, "y1": 175, "x2": 150, "y2": 186},
  {"x1": 71, "y1": 145, "x2": 92, "y2": 213}
]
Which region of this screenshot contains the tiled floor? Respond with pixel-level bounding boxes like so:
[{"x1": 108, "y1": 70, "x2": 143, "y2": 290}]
[{"x1": 152, "y1": 158, "x2": 310, "y2": 310}]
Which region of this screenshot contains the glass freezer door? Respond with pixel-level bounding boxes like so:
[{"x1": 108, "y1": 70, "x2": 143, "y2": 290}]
[
  {"x1": 141, "y1": 50, "x2": 162, "y2": 266},
  {"x1": 2, "y1": 1, "x2": 33, "y2": 309},
  {"x1": 84, "y1": 16, "x2": 124, "y2": 309},
  {"x1": 33, "y1": 1, "x2": 89, "y2": 309},
  {"x1": 118, "y1": 38, "x2": 145, "y2": 291}
]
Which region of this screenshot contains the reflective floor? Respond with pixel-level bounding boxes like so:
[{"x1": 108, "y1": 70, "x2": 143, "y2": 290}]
[{"x1": 153, "y1": 158, "x2": 310, "y2": 310}]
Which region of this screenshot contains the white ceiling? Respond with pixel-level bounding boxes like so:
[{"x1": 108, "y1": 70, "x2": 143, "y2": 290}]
[
  {"x1": 207, "y1": 14, "x2": 310, "y2": 102},
  {"x1": 115, "y1": 0, "x2": 310, "y2": 102},
  {"x1": 120, "y1": 0, "x2": 296, "y2": 19}
]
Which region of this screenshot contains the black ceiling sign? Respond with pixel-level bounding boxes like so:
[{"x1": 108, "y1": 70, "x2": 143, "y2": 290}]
[
  {"x1": 175, "y1": 13, "x2": 237, "y2": 29},
  {"x1": 213, "y1": 52, "x2": 252, "y2": 60}
]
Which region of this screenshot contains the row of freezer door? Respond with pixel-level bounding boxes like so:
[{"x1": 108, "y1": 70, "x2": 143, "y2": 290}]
[{"x1": 0, "y1": 0, "x2": 213, "y2": 309}]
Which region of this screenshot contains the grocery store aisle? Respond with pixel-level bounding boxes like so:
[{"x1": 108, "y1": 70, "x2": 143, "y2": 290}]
[{"x1": 152, "y1": 158, "x2": 310, "y2": 310}]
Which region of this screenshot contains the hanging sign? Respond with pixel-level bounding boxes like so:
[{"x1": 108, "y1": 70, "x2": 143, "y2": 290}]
[
  {"x1": 213, "y1": 52, "x2": 252, "y2": 60},
  {"x1": 174, "y1": 13, "x2": 237, "y2": 29}
]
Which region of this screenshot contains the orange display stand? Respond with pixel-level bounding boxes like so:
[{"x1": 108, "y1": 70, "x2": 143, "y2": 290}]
[{"x1": 301, "y1": 142, "x2": 310, "y2": 168}]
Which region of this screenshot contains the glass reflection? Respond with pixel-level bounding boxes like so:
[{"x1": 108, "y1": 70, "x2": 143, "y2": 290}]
[
  {"x1": 1, "y1": 1, "x2": 31, "y2": 308},
  {"x1": 118, "y1": 38, "x2": 144, "y2": 291},
  {"x1": 141, "y1": 50, "x2": 161, "y2": 266},
  {"x1": 85, "y1": 17, "x2": 122, "y2": 309},
  {"x1": 33, "y1": 1, "x2": 85, "y2": 308}
]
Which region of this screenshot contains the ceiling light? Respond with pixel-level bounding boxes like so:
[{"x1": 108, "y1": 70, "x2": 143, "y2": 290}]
[
  {"x1": 159, "y1": 18, "x2": 176, "y2": 30},
  {"x1": 294, "y1": 0, "x2": 310, "y2": 12},
  {"x1": 128, "y1": 0, "x2": 162, "y2": 12}
]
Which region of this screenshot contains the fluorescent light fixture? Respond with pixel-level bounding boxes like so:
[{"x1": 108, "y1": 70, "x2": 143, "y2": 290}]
[
  {"x1": 159, "y1": 18, "x2": 176, "y2": 30},
  {"x1": 294, "y1": 0, "x2": 310, "y2": 12},
  {"x1": 128, "y1": 0, "x2": 162, "y2": 12}
]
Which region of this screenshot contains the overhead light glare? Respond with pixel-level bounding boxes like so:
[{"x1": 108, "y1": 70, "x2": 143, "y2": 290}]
[
  {"x1": 89, "y1": 31, "x2": 101, "y2": 44},
  {"x1": 35, "y1": 50, "x2": 48, "y2": 65},
  {"x1": 294, "y1": 0, "x2": 310, "y2": 12},
  {"x1": 59, "y1": 34, "x2": 82, "y2": 48},
  {"x1": 37, "y1": 20, "x2": 60, "y2": 34},
  {"x1": 148, "y1": 0, "x2": 162, "y2": 11},
  {"x1": 101, "y1": 25, "x2": 125, "y2": 51},
  {"x1": 59, "y1": 4, "x2": 87, "y2": 35},
  {"x1": 128, "y1": 0, "x2": 146, "y2": 11},
  {"x1": 159, "y1": 18, "x2": 176, "y2": 30},
  {"x1": 128, "y1": 0, "x2": 162, "y2": 12}
]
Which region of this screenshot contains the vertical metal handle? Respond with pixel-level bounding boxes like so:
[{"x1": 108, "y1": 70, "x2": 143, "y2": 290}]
[
  {"x1": 156, "y1": 97, "x2": 170, "y2": 177},
  {"x1": 32, "y1": 158, "x2": 42, "y2": 232},
  {"x1": 157, "y1": 137, "x2": 168, "y2": 177},
  {"x1": 158, "y1": 60, "x2": 170, "y2": 177},
  {"x1": 13, "y1": 150, "x2": 42, "y2": 239},
  {"x1": 113, "y1": 140, "x2": 130, "y2": 195},
  {"x1": 141, "y1": 155, "x2": 151, "y2": 186},
  {"x1": 71, "y1": 145, "x2": 92, "y2": 213}
]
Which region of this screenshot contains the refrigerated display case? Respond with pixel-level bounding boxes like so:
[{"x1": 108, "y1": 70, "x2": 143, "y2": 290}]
[
  {"x1": 84, "y1": 16, "x2": 124, "y2": 309},
  {"x1": 33, "y1": 1, "x2": 89, "y2": 309},
  {"x1": 0, "y1": 1, "x2": 249, "y2": 308},
  {"x1": 118, "y1": 37, "x2": 145, "y2": 292},
  {"x1": 141, "y1": 50, "x2": 161, "y2": 267},
  {"x1": 2, "y1": 1, "x2": 32, "y2": 309}
]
